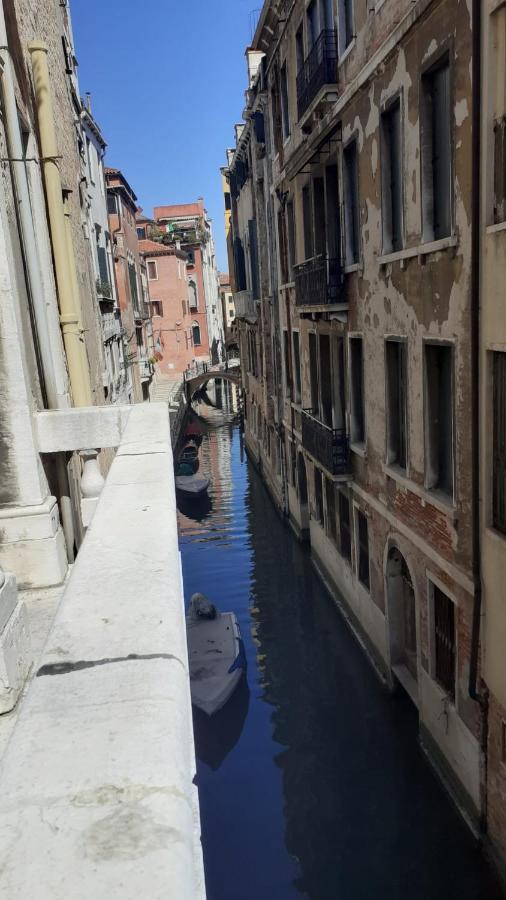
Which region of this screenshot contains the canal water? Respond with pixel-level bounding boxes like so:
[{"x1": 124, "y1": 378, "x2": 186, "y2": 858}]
[{"x1": 177, "y1": 387, "x2": 504, "y2": 900}]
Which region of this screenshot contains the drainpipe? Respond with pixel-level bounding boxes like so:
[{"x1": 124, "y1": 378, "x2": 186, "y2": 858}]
[
  {"x1": 28, "y1": 41, "x2": 92, "y2": 408},
  {"x1": 469, "y1": 0, "x2": 484, "y2": 708},
  {"x1": 0, "y1": 9, "x2": 67, "y2": 408}
]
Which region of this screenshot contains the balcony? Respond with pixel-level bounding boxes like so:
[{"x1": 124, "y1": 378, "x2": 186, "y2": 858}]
[
  {"x1": 294, "y1": 255, "x2": 345, "y2": 310},
  {"x1": 296, "y1": 30, "x2": 338, "y2": 122},
  {"x1": 101, "y1": 309, "x2": 121, "y2": 343},
  {"x1": 301, "y1": 409, "x2": 350, "y2": 476},
  {"x1": 234, "y1": 289, "x2": 257, "y2": 321},
  {"x1": 139, "y1": 355, "x2": 154, "y2": 381}
]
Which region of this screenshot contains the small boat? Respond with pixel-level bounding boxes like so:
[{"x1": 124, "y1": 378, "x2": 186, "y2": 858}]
[
  {"x1": 175, "y1": 468, "x2": 210, "y2": 495},
  {"x1": 186, "y1": 593, "x2": 246, "y2": 716}
]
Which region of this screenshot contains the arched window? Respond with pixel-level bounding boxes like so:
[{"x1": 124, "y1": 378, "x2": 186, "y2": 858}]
[
  {"x1": 192, "y1": 321, "x2": 201, "y2": 347},
  {"x1": 188, "y1": 278, "x2": 198, "y2": 309}
]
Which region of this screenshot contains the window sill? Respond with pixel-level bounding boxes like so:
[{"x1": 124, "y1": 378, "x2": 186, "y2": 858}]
[
  {"x1": 344, "y1": 263, "x2": 359, "y2": 274},
  {"x1": 378, "y1": 235, "x2": 457, "y2": 268},
  {"x1": 350, "y1": 442, "x2": 367, "y2": 459},
  {"x1": 486, "y1": 221, "x2": 506, "y2": 235},
  {"x1": 382, "y1": 463, "x2": 457, "y2": 520},
  {"x1": 485, "y1": 525, "x2": 506, "y2": 546}
]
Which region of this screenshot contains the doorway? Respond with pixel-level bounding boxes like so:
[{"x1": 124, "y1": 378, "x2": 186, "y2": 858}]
[{"x1": 386, "y1": 546, "x2": 418, "y2": 704}]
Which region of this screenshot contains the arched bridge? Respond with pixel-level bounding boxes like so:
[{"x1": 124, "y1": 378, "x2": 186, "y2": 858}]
[{"x1": 184, "y1": 364, "x2": 241, "y2": 400}]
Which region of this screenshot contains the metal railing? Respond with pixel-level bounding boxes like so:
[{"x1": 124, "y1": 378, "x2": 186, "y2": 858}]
[
  {"x1": 294, "y1": 255, "x2": 343, "y2": 307},
  {"x1": 296, "y1": 29, "x2": 337, "y2": 120},
  {"x1": 301, "y1": 409, "x2": 349, "y2": 475}
]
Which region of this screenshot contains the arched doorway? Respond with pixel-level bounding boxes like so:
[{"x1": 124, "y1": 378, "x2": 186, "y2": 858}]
[
  {"x1": 297, "y1": 452, "x2": 309, "y2": 532},
  {"x1": 386, "y1": 546, "x2": 418, "y2": 693}
]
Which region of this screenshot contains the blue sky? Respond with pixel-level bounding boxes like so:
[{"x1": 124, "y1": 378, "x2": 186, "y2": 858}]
[{"x1": 71, "y1": 0, "x2": 256, "y2": 271}]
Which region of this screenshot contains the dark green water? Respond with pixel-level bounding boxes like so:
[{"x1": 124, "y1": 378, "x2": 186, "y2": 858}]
[{"x1": 177, "y1": 390, "x2": 504, "y2": 900}]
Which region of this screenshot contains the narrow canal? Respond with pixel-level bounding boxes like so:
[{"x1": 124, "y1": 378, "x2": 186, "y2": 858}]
[{"x1": 177, "y1": 386, "x2": 504, "y2": 900}]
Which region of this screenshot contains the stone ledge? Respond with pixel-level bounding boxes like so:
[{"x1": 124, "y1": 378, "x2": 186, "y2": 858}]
[
  {"x1": 35, "y1": 405, "x2": 132, "y2": 453},
  {"x1": 0, "y1": 404, "x2": 204, "y2": 899}
]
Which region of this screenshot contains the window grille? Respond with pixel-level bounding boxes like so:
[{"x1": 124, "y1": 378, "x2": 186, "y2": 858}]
[{"x1": 433, "y1": 585, "x2": 455, "y2": 700}]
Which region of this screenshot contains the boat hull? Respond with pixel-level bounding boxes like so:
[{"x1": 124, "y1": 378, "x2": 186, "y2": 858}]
[
  {"x1": 175, "y1": 474, "x2": 210, "y2": 495},
  {"x1": 187, "y1": 611, "x2": 246, "y2": 716}
]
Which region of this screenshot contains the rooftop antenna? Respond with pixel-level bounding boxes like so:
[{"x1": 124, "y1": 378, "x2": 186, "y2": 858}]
[{"x1": 249, "y1": 8, "x2": 261, "y2": 41}]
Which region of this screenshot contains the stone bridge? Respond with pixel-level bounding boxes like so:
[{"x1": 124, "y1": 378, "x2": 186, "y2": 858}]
[{"x1": 184, "y1": 364, "x2": 241, "y2": 400}]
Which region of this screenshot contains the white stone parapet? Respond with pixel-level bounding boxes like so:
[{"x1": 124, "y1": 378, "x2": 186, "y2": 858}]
[
  {"x1": 0, "y1": 571, "x2": 32, "y2": 714},
  {"x1": 0, "y1": 403, "x2": 205, "y2": 898}
]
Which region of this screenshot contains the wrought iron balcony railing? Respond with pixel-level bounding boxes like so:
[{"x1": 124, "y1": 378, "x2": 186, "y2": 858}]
[
  {"x1": 296, "y1": 29, "x2": 337, "y2": 121},
  {"x1": 294, "y1": 255, "x2": 343, "y2": 307},
  {"x1": 301, "y1": 409, "x2": 350, "y2": 476}
]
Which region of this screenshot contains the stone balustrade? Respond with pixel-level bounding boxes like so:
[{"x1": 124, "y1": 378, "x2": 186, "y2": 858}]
[{"x1": 0, "y1": 403, "x2": 205, "y2": 898}]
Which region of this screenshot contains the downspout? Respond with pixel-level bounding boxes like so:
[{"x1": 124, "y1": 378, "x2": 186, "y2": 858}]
[
  {"x1": 28, "y1": 41, "x2": 92, "y2": 408},
  {"x1": 0, "y1": 8, "x2": 66, "y2": 407},
  {"x1": 469, "y1": 0, "x2": 484, "y2": 707},
  {"x1": 0, "y1": 10, "x2": 75, "y2": 559}
]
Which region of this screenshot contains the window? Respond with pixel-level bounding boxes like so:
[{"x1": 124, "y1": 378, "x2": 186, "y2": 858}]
[
  {"x1": 433, "y1": 584, "x2": 455, "y2": 700},
  {"x1": 309, "y1": 332, "x2": 319, "y2": 415},
  {"x1": 296, "y1": 25, "x2": 304, "y2": 74},
  {"x1": 187, "y1": 249, "x2": 195, "y2": 265},
  {"x1": 150, "y1": 300, "x2": 163, "y2": 317},
  {"x1": 381, "y1": 98, "x2": 403, "y2": 252},
  {"x1": 286, "y1": 201, "x2": 296, "y2": 280},
  {"x1": 314, "y1": 467, "x2": 324, "y2": 523},
  {"x1": 385, "y1": 339, "x2": 407, "y2": 470},
  {"x1": 356, "y1": 509, "x2": 370, "y2": 590},
  {"x1": 325, "y1": 478, "x2": 337, "y2": 543},
  {"x1": 280, "y1": 63, "x2": 290, "y2": 140},
  {"x1": 192, "y1": 322, "x2": 201, "y2": 347},
  {"x1": 421, "y1": 56, "x2": 451, "y2": 241},
  {"x1": 271, "y1": 70, "x2": 283, "y2": 157},
  {"x1": 107, "y1": 192, "x2": 117, "y2": 215},
  {"x1": 319, "y1": 334, "x2": 332, "y2": 426},
  {"x1": 338, "y1": 491, "x2": 351, "y2": 561},
  {"x1": 337, "y1": 0, "x2": 353, "y2": 55},
  {"x1": 493, "y1": 351, "x2": 506, "y2": 534},
  {"x1": 424, "y1": 343, "x2": 454, "y2": 497},
  {"x1": 278, "y1": 210, "x2": 289, "y2": 285},
  {"x1": 292, "y1": 331, "x2": 301, "y2": 403},
  {"x1": 307, "y1": 1, "x2": 319, "y2": 49},
  {"x1": 147, "y1": 260, "x2": 158, "y2": 280},
  {"x1": 343, "y1": 139, "x2": 360, "y2": 264},
  {"x1": 188, "y1": 278, "x2": 198, "y2": 309},
  {"x1": 349, "y1": 336, "x2": 365, "y2": 445},
  {"x1": 283, "y1": 330, "x2": 292, "y2": 396},
  {"x1": 248, "y1": 219, "x2": 260, "y2": 300},
  {"x1": 302, "y1": 183, "x2": 314, "y2": 261},
  {"x1": 136, "y1": 226, "x2": 146, "y2": 240},
  {"x1": 136, "y1": 325, "x2": 144, "y2": 350}
]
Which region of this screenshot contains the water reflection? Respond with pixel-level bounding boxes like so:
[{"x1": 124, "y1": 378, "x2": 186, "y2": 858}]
[
  {"x1": 193, "y1": 675, "x2": 250, "y2": 771},
  {"x1": 178, "y1": 388, "x2": 504, "y2": 900}
]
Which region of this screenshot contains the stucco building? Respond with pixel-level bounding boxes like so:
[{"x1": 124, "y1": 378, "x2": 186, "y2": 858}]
[
  {"x1": 153, "y1": 200, "x2": 225, "y2": 365},
  {"x1": 139, "y1": 238, "x2": 198, "y2": 375},
  {"x1": 224, "y1": 0, "x2": 501, "y2": 862},
  {"x1": 105, "y1": 167, "x2": 154, "y2": 401}
]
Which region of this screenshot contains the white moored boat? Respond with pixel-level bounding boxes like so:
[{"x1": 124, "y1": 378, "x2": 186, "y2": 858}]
[
  {"x1": 175, "y1": 473, "x2": 210, "y2": 495},
  {"x1": 186, "y1": 593, "x2": 246, "y2": 716}
]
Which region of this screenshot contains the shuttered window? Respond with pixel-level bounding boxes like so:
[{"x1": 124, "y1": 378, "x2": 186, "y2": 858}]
[
  {"x1": 433, "y1": 585, "x2": 455, "y2": 700},
  {"x1": 357, "y1": 509, "x2": 370, "y2": 590},
  {"x1": 302, "y1": 184, "x2": 314, "y2": 261},
  {"x1": 386, "y1": 339, "x2": 407, "y2": 470},
  {"x1": 280, "y1": 63, "x2": 290, "y2": 140},
  {"x1": 97, "y1": 245, "x2": 109, "y2": 285},
  {"x1": 343, "y1": 139, "x2": 359, "y2": 264},
  {"x1": 493, "y1": 351, "x2": 506, "y2": 534},
  {"x1": 248, "y1": 220, "x2": 260, "y2": 300},
  {"x1": 350, "y1": 336, "x2": 365, "y2": 444},
  {"x1": 314, "y1": 467, "x2": 324, "y2": 523},
  {"x1": 325, "y1": 478, "x2": 337, "y2": 543},
  {"x1": 424, "y1": 343, "x2": 454, "y2": 497},
  {"x1": 422, "y1": 57, "x2": 451, "y2": 240},
  {"x1": 381, "y1": 99, "x2": 403, "y2": 252},
  {"x1": 338, "y1": 491, "x2": 351, "y2": 561},
  {"x1": 292, "y1": 331, "x2": 301, "y2": 403}
]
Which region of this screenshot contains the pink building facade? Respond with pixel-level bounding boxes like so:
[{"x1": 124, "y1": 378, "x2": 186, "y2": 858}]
[{"x1": 139, "y1": 240, "x2": 204, "y2": 375}]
